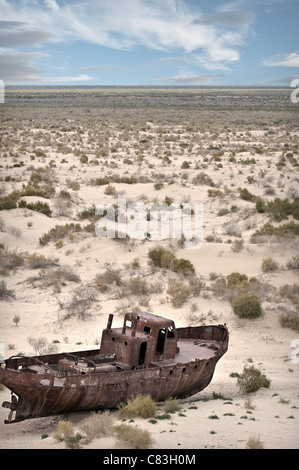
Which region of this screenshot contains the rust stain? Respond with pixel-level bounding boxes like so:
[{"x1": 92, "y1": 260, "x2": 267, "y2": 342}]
[{"x1": 0, "y1": 312, "x2": 228, "y2": 423}]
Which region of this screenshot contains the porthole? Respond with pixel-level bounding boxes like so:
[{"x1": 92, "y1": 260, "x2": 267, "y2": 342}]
[
  {"x1": 182, "y1": 367, "x2": 186, "y2": 373},
  {"x1": 169, "y1": 370, "x2": 173, "y2": 375},
  {"x1": 112, "y1": 337, "x2": 115, "y2": 341}
]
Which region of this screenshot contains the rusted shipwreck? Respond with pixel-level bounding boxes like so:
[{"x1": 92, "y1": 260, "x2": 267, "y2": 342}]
[{"x1": 0, "y1": 312, "x2": 228, "y2": 423}]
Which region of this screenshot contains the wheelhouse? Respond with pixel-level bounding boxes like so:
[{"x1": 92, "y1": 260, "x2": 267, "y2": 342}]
[{"x1": 100, "y1": 312, "x2": 179, "y2": 368}]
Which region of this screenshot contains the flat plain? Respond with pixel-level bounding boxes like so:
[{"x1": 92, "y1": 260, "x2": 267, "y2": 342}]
[{"x1": 0, "y1": 87, "x2": 298, "y2": 449}]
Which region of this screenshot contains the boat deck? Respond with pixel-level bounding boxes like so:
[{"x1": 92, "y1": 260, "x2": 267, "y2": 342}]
[{"x1": 149, "y1": 338, "x2": 220, "y2": 367}]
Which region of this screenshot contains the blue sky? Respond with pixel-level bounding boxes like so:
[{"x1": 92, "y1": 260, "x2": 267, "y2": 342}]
[{"x1": 0, "y1": 0, "x2": 298, "y2": 86}]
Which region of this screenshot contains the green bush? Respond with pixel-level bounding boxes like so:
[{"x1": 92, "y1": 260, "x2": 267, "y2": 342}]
[
  {"x1": 250, "y1": 222, "x2": 299, "y2": 242},
  {"x1": 255, "y1": 198, "x2": 265, "y2": 213},
  {"x1": 232, "y1": 294, "x2": 262, "y2": 319},
  {"x1": 19, "y1": 200, "x2": 52, "y2": 217},
  {"x1": 237, "y1": 365, "x2": 270, "y2": 393},
  {"x1": 147, "y1": 247, "x2": 195, "y2": 276},
  {"x1": 171, "y1": 257, "x2": 195, "y2": 276},
  {"x1": 80, "y1": 154, "x2": 88, "y2": 164},
  {"x1": 148, "y1": 247, "x2": 175, "y2": 269},
  {"x1": 154, "y1": 182, "x2": 164, "y2": 190},
  {"x1": 0, "y1": 190, "x2": 20, "y2": 210},
  {"x1": 265, "y1": 197, "x2": 299, "y2": 222},
  {"x1": 239, "y1": 187, "x2": 256, "y2": 202},
  {"x1": 227, "y1": 272, "x2": 248, "y2": 288}
]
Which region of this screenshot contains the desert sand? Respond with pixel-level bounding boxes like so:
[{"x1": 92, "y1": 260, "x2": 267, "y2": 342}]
[{"x1": 0, "y1": 88, "x2": 298, "y2": 450}]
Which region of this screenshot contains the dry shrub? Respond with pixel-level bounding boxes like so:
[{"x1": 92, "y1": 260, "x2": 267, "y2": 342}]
[
  {"x1": 53, "y1": 420, "x2": 82, "y2": 449},
  {"x1": 261, "y1": 257, "x2": 279, "y2": 272},
  {"x1": 64, "y1": 286, "x2": 96, "y2": 320},
  {"x1": 125, "y1": 276, "x2": 149, "y2": 296},
  {"x1": 80, "y1": 411, "x2": 114, "y2": 444},
  {"x1": 279, "y1": 310, "x2": 299, "y2": 332},
  {"x1": 27, "y1": 336, "x2": 58, "y2": 355},
  {"x1": 117, "y1": 394, "x2": 157, "y2": 419},
  {"x1": 66, "y1": 179, "x2": 80, "y2": 191},
  {"x1": 39, "y1": 223, "x2": 82, "y2": 246},
  {"x1": 246, "y1": 435, "x2": 264, "y2": 449},
  {"x1": 231, "y1": 239, "x2": 244, "y2": 252},
  {"x1": 27, "y1": 253, "x2": 58, "y2": 269},
  {"x1": 192, "y1": 172, "x2": 215, "y2": 186},
  {"x1": 212, "y1": 272, "x2": 270, "y2": 304},
  {"x1": 0, "y1": 246, "x2": 25, "y2": 274},
  {"x1": 104, "y1": 184, "x2": 116, "y2": 195},
  {"x1": 286, "y1": 255, "x2": 299, "y2": 270},
  {"x1": 278, "y1": 284, "x2": 299, "y2": 305},
  {"x1": 27, "y1": 265, "x2": 81, "y2": 290},
  {"x1": 163, "y1": 398, "x2": 182, "y2": 413},
  {"x1": 113, "y1": 423, "x2": 153, "y2": 449},
  {"x1": 188, "y1": 276, "x2": 204, "y2": 296},
  {"x1": 0, "y1": 280, "x2": 15, "y2": 299},
  {"x1": 167, "y1": 278, "x2": 191, "y2": 307},
  {"x1": 53, "y1": 420, "x2": 75, "y2": 442},
  {"x1": 95, "y1": 268, "x2": 121, "y2": 292},
  {"x1": 211, "y1": 277, "x2": 227, "y2": 297}
]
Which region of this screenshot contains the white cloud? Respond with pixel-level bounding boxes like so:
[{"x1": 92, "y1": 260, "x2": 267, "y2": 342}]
[
  {"x1": 0, "y1": 50, "x2": 92, "y2": 83},
  {"x1": 0, "y1": 51, "x2": 48, "y2": 81},
  {"x1": 263, "y1": 52, "x2": 299, "y2": 67},
  {"x1": 40, "y1": 74, "x2": 92, "y2": 83},
  {"x1": 0, "y1": 20, "x2": 53, "y2": 47},
  {"x1": 0, "y1": 0, "x2": 253, "y2": 72},
  {"x1": 44, "y1": 0, "x2": 60, "y2": 11}
]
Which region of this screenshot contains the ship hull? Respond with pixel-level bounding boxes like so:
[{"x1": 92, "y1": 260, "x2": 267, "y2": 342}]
[{"x1": 0, "y1": 324, "x2": 228, "y2": 423}]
